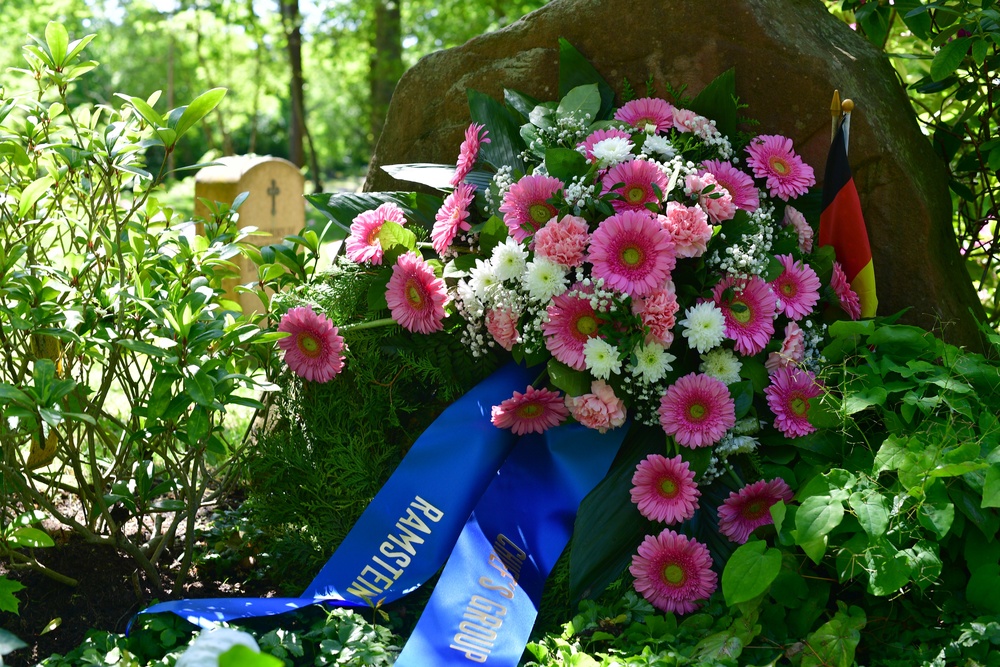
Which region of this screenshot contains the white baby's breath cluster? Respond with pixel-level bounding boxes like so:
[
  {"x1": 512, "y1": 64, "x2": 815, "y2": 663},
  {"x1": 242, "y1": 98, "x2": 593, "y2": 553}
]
[
  {"x1": 485, "y1": 165, "x2": 516, "y2": 215},
  {"x1": 705, "y1": 201, "x2": 776, "y2": 278}
]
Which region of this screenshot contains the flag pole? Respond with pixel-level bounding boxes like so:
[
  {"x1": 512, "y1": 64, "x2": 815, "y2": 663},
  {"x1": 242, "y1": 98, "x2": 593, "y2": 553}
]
[
  {"x1": 830, "y1": 89, "x2": 841, "y2": 144},
  {"x1": 841, "y1": 98, "x2": 854, "y2": 157}
]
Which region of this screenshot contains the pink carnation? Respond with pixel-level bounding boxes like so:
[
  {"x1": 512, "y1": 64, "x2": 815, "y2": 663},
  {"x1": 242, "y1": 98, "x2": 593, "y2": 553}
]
[
  {"x1": 632, "y1": 281, "x2": 680, "y2": 347},
  {"x1": 783, "y1": 205, "x2": 814, "y2": 253},
  {"x1": 685, "y1": 172, "x2": 736, "y2": 223},
  {"x1": 671, "y1": 108, "x2": 699, "y2": 133},
  {"x1": 660, "y1": 202, "x2": 712, "y2": 258},
  {"x1": 565, "y1": 380, "x2": 627, "y2": 433},
  {"x1": 765, "y1": 321, "x2": 806, "y2": 373},
  {"x1": 534, "y1": 215, "x2": 590, "y2": 268},
  {"x1": 485, "y1": 306, "x2": 520, "y2": 351}
]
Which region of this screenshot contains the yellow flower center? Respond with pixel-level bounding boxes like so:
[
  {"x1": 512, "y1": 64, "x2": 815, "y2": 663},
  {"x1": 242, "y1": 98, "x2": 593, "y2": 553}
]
[
  {"x1": 621, "y1": 246, "x2": 643, "y2": 267},
  {"x1": 688, "y1": 403, "x2": 706, "y2": 421},
  {"x1": 662, "y1": 563, "x2": 686, "y2": 586},
  {"x1": 731, "y1": 300, "x2": 752, "y2": 324},
  {"x1": 660, "y1": 478, "x2": 678, "y2": 498},
  {"x1": 516, "y1": 402, "x2": 543, "y2": 419},
  {"x1": 529, "y1": 203, "x2": 552, "y2": 224},
  {"x1": 780, "y1": 282, "x2": 795, "y2": 297},
  {"x1": 367, "y1": 225, "x2": 383, "y2": 245},
  {"x1": 790, "y1": 395, "x2": 808, "y2": 416},
  {"x1": 406, "y1": 280, "x2": 425, "y2": 309},
  {"x1": 769, "y1": 156, "x2": 789, "y2": 175},
  {"x1": 576, "y1": 315, "x2": 598, "y2": 336},
  {"x1": 297, "y1": 334, "x2": 321, "y2": 358},
  {"x1": 626, "y1": 186, "x2": 646, "y2": 203}
]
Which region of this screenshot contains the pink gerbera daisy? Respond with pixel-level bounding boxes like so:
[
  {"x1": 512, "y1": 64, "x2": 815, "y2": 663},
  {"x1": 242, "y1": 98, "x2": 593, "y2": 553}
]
[
  {"x1": 588, "y1": 210, "x2": 676, "y2": 297},
  {"x1": 830, "y1": 261, "x2": 861, "y2": 320},
  {"x1": 765, "y1": 366, "x2": 822, "y2": 438},
  {"x1": 660, "y1": 202, "x2": 711, "y2": 258},
  {"x1": 745, "y1": 134, "x2": 816, "y2": 201},
  {"x1": 614, "y1": 97, "x2": 675, "y2": 133},
  {"x1": 770, "y1": 254, "x2": 821, "y2": 321},
  {"x1": 498, "y1": 174, "x2": 563, "y2": 242},
  {"x1": 712, "y1": 276, "x2": 777, "y2": 356},
  {"x1": 385, "y1": 252, "x2": 449, "y2": 334},
  {"x1": 345, "y1": 202, "x2": 407, "y2": 265},
  {"x1": 534, "y1": 215, "x2": 590, "y2": 267},
  {"x1": 277, "y1": 306, "x2": 346, "y2": 383},
  {"x1": 490, "y1": 385, "x2": 569, "y2": 435},
  {"x1": 451, "y1": 123, "x2": 490, "y2": 186},
  {"x1": 630, "y1": 454, "x2": 700, "y2": 524},
  {"x1": 718, "y1": 478, "x2": 795, "y2": 544},
  {"x1": 701, "y1": 160, "x2": 760, "y2": 213},
  {"x1": 783, "y1": 205, "x2": 814, "y2": 253},
  {"x1": 578, "y1": 127, "x2": 633, "y2": 163},
  {"x1": 630, "y1": 529, "x2": 718, "y2": 614},
  {"x1": 542, "y1": 287, "x2": 604, "y2": 370},
  {"x1": 602, "y1": 160, "x2": 669, "y2": 213},
  {"x1": 632, "y1": 281, "x2": 679, "y2": 347},
  {"x1": 431, "y1": 183, "x2": 476, "y2": 255},
  {"x1": 658, "y1": 372, "x2": 736, "y2": 448}
]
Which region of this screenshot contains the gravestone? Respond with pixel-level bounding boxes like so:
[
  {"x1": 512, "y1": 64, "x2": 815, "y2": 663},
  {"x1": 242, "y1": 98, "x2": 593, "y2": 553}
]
[
  {"x1": 195, "y1": 156, "x2": 305, "y2": 314},
  {"x1": 365, "y1": 0, "x2": 986, "y2": 351}
]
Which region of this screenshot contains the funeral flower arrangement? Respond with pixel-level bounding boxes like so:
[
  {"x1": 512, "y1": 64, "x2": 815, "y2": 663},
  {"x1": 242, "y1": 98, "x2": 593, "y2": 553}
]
[{"x1": 278, "y1": 48, "x2": 862, "y2": 616}]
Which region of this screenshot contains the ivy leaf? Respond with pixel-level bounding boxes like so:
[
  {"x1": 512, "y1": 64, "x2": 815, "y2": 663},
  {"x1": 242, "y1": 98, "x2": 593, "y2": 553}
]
[
  {"x1": 0, "y1": 578, "x2": 26, "y2": 614},
  {"x1": 722, "y1": 541, "x2": 781, "y2": 606},
  {"x1": 966, "y1": 563, "x2": 1000, "y2": 614},
  {"x1": 802, "y1": 604, "x2": 866, "y2": 667},
  {"x1": 983, "y1": 464, "x2": 1000, "y2": 509},
  {"x1": 795, "y1": 496, "x2": 845, "y2": 545},
  {"x1": 849, "y1": 490, "x2": 889, "y2": 538}
]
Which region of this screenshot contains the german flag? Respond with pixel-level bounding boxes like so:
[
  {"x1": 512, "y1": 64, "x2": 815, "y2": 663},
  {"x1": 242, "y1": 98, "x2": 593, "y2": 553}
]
[{"x1": 819, "y1": 114, "x2": 877, "y2": 317}]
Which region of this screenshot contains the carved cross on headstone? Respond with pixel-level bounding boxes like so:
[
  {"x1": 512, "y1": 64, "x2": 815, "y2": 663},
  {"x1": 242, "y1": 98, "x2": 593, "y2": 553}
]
[{"x1": 267, "y1": 178, "x2": 280, "y2": 216}]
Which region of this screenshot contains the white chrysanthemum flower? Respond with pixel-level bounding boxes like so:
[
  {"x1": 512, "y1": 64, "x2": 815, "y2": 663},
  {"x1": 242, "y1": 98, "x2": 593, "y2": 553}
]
[
  {"x1": 679, "y1": 302, "x2": 726, "y2": 353},
  {"x1": 642, "y1": 134, "x2": 676, "y2": 160},
  {"x1": 523, "y1": 257, "x2": 568, "y2": 302},
  {"x1": 491, "y1": 238, "x2": 528, "y2": 282},
  {"x1": 629, "y1": 341, "x2": 676, "y2": 383},
  {"x1": 699, "y1": 348, "x2": 742, "y2": 385},
  {"x1": 583, "y1": 337, "x2": 622, "y2": 380},
  {"x1": 457, "y1": 279, "x2": 484, "y2": 318},
  {"x1": 469, "y1": 258, "x2": 500, "y2": 303},
  {"x1": 591, "y1": 137, "x2": 634, "y2": 168}
]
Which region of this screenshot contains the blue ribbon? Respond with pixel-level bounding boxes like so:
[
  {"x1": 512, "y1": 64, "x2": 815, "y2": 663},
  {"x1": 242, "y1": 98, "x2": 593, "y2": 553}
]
[
  {"x1": 394, "y1": 423, "x2": 627, "y2": 666},
  {"x1": 133, "y1": 363, "x2": 627, "y2": 667},
  {"x1": 134, "y1": 362, "x2": 535, "y2": 627}
]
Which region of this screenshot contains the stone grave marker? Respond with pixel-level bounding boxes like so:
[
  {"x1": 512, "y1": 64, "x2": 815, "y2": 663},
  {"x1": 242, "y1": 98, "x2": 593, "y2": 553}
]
[{"x1": 195, "y1": 156, "x2": 305, "y2": 314}]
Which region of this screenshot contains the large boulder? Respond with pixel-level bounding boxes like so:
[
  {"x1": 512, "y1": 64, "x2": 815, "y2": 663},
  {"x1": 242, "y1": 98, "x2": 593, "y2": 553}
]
[{"x1": 365, "y1": 0, "x2": 985, "y2": 350}]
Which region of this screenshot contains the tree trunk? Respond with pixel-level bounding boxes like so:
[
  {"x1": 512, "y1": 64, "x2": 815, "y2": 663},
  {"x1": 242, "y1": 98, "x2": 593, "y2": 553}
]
[
  {"x1": 369, "y1": 0, "x2": 403, "y2": 154},
  {"x1": 280, "y1": 0, "x2": 306, "y2": 168}
]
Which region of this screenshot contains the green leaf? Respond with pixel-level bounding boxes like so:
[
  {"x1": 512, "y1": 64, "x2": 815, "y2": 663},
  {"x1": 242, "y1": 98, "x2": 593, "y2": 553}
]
[
  {"x1": 547, "y1": 359, "x2": 591, "y2": 397},
  {"x1": 376, "y1": 220, "x2": 417, "y2": 265},
  {"x1": 988, "y1": 146, "x2": 1000, "y2": 173},
  {"x1": 688, "y1": 68, "x2": 737, "y2": 139},
  {"x1": 0, "y1": 384, "x2": 32, "y2": 408},
  {"x1": 467, "y1": 88, "x2": 526, "y2": 174},
  {"x1": 8, "y1": 526, "x2": 55, "y2": 548},
  {"x1": 722, "y1": 541, "x2": 781, "y2": 606},
  {"x1": 558, "y1": 38, "x2": 614, "y2": 119},
  {"x1": 569, "y1": 425, "x2": 664, "y2": 601},
  {"x1": 849, "y1": 490, "x2": 889, "y2": 538},
  {"x1": 930, "y1": 37, "x2": 972, "y2": 82},
  {"x1": 184, "y1": 370, "x2": 215, "y2": 407},
  {"x1": 544, "y1": 147, "x2": 589, "y2": 182},
  {"x1": 44, "y1": 21, "x2": 69, "y2": 67},
  {"x1": 844, "y1": 386, "x2": 887, "y2": 414},
  {"x1": 557, "y1": 84, "x2": 601, "y2": 122},
  {"x1": 18, "y1": 176, "x2": 56, "y2": 217},
  {"x1": 895, "y1": 0, "x2": 931, "y2": 39},
  {"x1": 917, "y1": 500, "x2": 954, "y2": 540},
  {"x1": 983, "y1": 464, "x2": 1000, "y2": 509},
  {"x1": 126, "y1": 95, "x2": 164, "y2": 128},
  {"x1": 0, "y1": 577, "x2": 26, "y2": 615},
  {"x1": 305, "y1": 192, "x2": 442, "y2": 238},
  {"x1": 865, "y1": 539, "x2": 912, "y2": 595},
  {"x1": 219, "y1": 645, "x2": 283, "y2": 667},
  {"x1": 966, "y1": 563, "x2": 1000, "y2": 614},
  {"x1": 795, "y1": 495, "x2": 845, "y2": 545},
  {"x1": 366, "y1": 271, "x2": 392, "y2": 312},
  {"x1": 802, "y1": 604, "x2": 865, "y2": 667},
  {"x1": 174, "y1": 88, "x2": 227, "y2": 138},
  {"x1": 0, "y1": 627, "x2": 28, "y2": 655}
]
